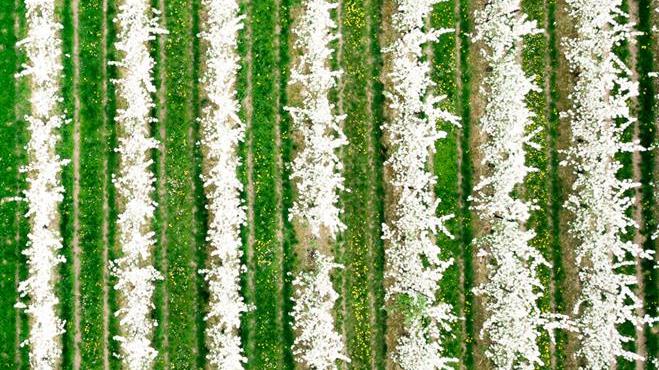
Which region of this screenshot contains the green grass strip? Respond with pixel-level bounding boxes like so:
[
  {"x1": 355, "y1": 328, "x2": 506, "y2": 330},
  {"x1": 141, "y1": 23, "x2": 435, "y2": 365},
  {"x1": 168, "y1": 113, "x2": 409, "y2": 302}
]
[
  {"x1": 520, "y1": 0, "x2": 554, "y2": 367},
  {"x1": 431, "y1": 0, "x2": 462, "y2": 360},
  {"x1": 150, "y1": 0, "x2": 166, "y2": 366},
  {"x1": 544, "y1": 0, "x2": 568, "y2": 367},
  {"x1": 457, "y1": 0, "x2": 475, "y2": 366},
  {"x1": 159, "y1": 0, "x2": 202, "y2": 367},
  {"x1": 635, "y1": 1, "x2": 657, "y2": 368},
  {"x1": 59, "y1": 0, "x2": 77, "y2": 367},
  {"x1": 431, "y1": 0, "x2": 464, "y2": 362},
  {"x1": 0, "y1": 1, "x2": 24, "y2": 367},
  {"x1": 278, "y1": 0, "x2": 297, "y2": 366},
  {"x1": 338, "y1": 0, "x2": 387, "y2": 367},
  {"x1": 104, "y1": 0, "x2": 121, "y2": 368},
  {"x1": 76, "y1": 1, "x2": 112, "y2": 366},
  {"x1": 241, "y1": 0, "x2": 290, "y2": 368}
]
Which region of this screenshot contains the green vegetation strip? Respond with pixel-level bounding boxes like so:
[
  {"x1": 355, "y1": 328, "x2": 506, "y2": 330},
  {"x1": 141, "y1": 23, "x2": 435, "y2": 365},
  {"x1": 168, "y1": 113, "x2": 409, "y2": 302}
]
[
  {"x1": 520, "y1": 0, "x2": 553, "y2": 367},
  {"x1": 278, "y1": 0, "x2": 297, "y2": 365},
  {"x1": 544, "y1": 0, "x2": 568, "y2": 367},
  {"x1": 339, "y1": 0, "x2": 386, "y2": 367},
  {"x1": 160, "y1": 0, "x2": 202, "y2": 366},
  {"x1": 0, "y1": 1, "x2": 26, "y2": 367},
  {"x1": 242, "y1": 0, "x2": 290, "y2": 368},
  {"x1": 59, "y1": 0, "x2": 76, "y2": 367},
  {"x1": 76, "y1": 0, "x2": 113, "y2": 366},
  {"x1": 457, "y1": 0, "x2": 475, "y2": 366},
  {"x1": 431, "y1": 0, "x2": 464, "y2": 361},
  {"x1": 104, "y1": 0, "x2": 121, "y2": 368},
  {"x1": 635, "y1": 0, "x2": 657, "y2": 367}
]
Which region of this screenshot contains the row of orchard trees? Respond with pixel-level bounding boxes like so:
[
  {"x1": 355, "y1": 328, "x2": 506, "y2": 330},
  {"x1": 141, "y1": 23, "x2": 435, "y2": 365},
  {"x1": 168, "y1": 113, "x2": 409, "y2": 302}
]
[{"x1": 16, "y1": 0, "x2": 654, "y2": 369}]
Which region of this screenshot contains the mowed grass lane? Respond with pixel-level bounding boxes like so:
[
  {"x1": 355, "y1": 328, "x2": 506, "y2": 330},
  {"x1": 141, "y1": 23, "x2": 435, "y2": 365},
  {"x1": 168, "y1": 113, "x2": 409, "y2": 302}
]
[
  {"x1": 60, "y1": 0, "x2": 77, "y2": 366},
  {"x1": 241, "y1": 0, "x2": 291, "y2": 368},
  {"x1": 431, "y1": 0, "x2": 464, "y2": 362},
  {"x1": 520, "y1": 0, "x2": 554, "y2": 366},
  {"x1": 155, "y1": 0, "x2": 203, "y2": 367},
  {"x1": 338, "y1": 0, "x2": 387, "y2": 367},
  {"x1": 544, "y1": 0, "x2": 568, "y2": 366},
  {"x1": 635, "y1": 0, "x2": 658, "y2": 366},
  {"x1": 0, "y1": 0, "x2": 28, "y2": 367},
  {"x1": 75, "y1": 0, "x2": 114, "y2": 366}
]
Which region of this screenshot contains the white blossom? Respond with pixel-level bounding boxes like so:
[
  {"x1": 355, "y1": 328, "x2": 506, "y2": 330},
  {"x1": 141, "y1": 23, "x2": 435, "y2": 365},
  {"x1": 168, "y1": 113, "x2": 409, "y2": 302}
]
[
  {"x1": 197, "y1": 0, "x2": 248, "y2": 368},
  {"x1": 16, "y1": 0, "x2": 68, "y2": 368},
  {"x1": 110, "y1": 1, "x2": 166, "y2": 368},
  {"x1": 286, "y1": 1, "x2": 349, "y2": 368},
  {"x1": 472, "y1": 1, "x2": 569, "y2": 368},
  {"x1": 380, "y1": 0, "x2": 459, "y2": 368},
  {"x1": 291, "y1": 254, "x2": 350, "y2": 369},
  {"x1": 562, "y1": 0, "x2": 655, "y2": 368},
  {"x1": 286, "y1": 0, "x2": 347, "y2": 239}
]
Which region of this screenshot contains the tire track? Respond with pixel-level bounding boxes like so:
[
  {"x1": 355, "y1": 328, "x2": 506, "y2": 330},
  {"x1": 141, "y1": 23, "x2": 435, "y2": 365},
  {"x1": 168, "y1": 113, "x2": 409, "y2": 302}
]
[
  {"x1": 154, "y1": 0, "x2": 170, "y2": 366},
  {"x1": 542, "y1": 0, "x2": 568, "y2": 367},
  {"x1": 70, "y1": 0, "x2": 82, "y2": 367},
  {"x1": 241, "y1": 0, "x2": 256, "y2": 360},
  {"x1": 456, "y1": 0, "x2": 476, "y2": 366}
]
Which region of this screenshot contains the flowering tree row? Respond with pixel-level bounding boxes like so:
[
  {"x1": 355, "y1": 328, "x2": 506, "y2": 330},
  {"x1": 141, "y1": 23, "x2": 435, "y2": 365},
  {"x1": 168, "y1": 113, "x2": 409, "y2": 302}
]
[
  {"x1": 198, "y1": 0, "x2": 248, "y2": 368},
  {"x1": 286, "y1": 0, "x2": 349, "y2": 368},
  {"x1": 16, "y1": 0, "x2": 68, "y2": 368},
  {"x1": 563, "y1": 0, "x2": 655, "y2": 367},
  {"x1": 110, "y1": 1, "x2": 166, "y2": 368},
  {"x1": 472, "y1": 1, "x2": 568, "y2": 368},
  {"x1": 291, "y1": 254, "x2": 349, "y2": 369},
  {"x1": 380, "y1": 0, "x2": 458, "y2": 368}
]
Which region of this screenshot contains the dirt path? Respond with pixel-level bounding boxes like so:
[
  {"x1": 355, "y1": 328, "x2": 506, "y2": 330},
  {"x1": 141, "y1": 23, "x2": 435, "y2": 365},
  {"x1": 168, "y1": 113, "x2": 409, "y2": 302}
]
[
  {"x1": 627, "y1": 3, "x2": 648, "y2": 367},
  {"x1": 273, "y1": 0, "x2": 286, "y2": 346},
  {"x1": 71, "y1": 0, "x2": 82, "y2": 367},
  {"x1": 453, "y1": 0, "x2": 468, "y2": 366},
  {"x1": 243, "y1": 0, "x2": 256, "y2": 358},
  {"x1": 335, "y1": 3, "x2": 349, "y2": 362},
  {"x1": 156, "y1": 0, "x2": 170, "y2": 365}
]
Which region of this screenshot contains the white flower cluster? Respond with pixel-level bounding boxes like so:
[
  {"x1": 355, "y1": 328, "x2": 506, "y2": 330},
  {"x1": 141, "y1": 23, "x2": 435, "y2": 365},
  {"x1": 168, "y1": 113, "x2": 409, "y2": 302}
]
[
  {"x1": 291, "y1": 254, "x2": 350, "y2": 369},
  {"x1": 380, "y1": 0, "x2": 459, "y2": 368},
  {"x1": 472, "y1": 1, "x2": 566, "y2": 368},
  {"x1": 563, "y1": 0, "x2": 655, "y2": 368},
  {"x1": 16, "y1": 0, "x2": 67, "y2": 368},
  {"x1": 111, "y1": 1, "x2": 166, "y2": 368},
  {"x1": 197, "y1": 0, "x2": 248, "y2": 368},
  {"x1": 286, "y1": 0, "x2": 347, "y2": 238}
]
